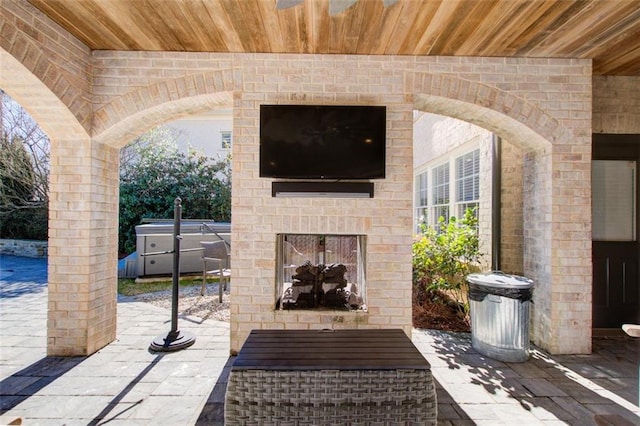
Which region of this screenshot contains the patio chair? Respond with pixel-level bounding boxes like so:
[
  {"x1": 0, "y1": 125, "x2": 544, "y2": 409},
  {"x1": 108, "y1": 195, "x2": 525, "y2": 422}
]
[{"x1": 201, "y1": 240, "x2": 230, "y2": 303}]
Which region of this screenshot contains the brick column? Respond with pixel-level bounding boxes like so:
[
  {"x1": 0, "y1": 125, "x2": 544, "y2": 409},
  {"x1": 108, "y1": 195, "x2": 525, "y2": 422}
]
[
  {"x1": 47, "y1": 137, "x2": 120, "y2": 356},
  {"x1": 550, "y1": 137, "x2": 592, "y2": 354}
]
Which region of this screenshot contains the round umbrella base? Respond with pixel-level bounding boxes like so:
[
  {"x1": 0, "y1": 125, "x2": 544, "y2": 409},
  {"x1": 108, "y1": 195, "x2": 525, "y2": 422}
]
[{"x1": 149, "y1": 330, "x2": 196, "y2": 352}]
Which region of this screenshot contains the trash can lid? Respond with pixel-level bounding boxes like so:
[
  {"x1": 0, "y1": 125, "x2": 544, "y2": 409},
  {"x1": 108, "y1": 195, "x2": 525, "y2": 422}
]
[{"x1": 466, "y1": 271, "x2": 533, "y2": 288}]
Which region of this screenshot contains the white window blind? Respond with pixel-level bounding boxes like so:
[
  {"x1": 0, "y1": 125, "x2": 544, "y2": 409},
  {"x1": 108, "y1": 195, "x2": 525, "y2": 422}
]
[
  {"x1": 455, "y1": 149, "x2": 480, "y2": 218},
  {"x1": 432, "y1": 163, "x2": 449, "y2": 223},
  {"x1": 592, "y1": 160, "x2": 636, "y2": 241},
  {"x1": 415, "y1": 171, "x2": 429, "y2": 231},
  {"x1": 456, "y1": 150, "x2": 480, "y2": 202},
  {"x1": 416, "y1": 171, "x2": 428, "y2": 206}
]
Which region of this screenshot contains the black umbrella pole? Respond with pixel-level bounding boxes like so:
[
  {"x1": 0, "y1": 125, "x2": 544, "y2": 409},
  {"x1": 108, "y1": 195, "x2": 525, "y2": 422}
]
[
  {"x1": 170, "y1": 197, "x2": 181, "y2": 334},
  {"x1": 149, "y1": 197, "x2": 196, "y2": 352}
]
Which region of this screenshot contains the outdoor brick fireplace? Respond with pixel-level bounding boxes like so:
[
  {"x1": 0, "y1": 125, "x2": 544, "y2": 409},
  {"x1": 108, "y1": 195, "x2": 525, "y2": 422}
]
[
  {"x1": 275, "y1": 234, "x2": 367, "y2": 311},
  {"x1": 228, "y1": 87, "x2": 416, "y2": 353}
]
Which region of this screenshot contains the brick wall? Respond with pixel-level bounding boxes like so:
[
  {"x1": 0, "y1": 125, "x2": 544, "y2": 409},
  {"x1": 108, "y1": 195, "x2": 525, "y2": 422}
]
[
  {"x1": 500, "y1": 141, "x2": 525, "y2": 275},
  {"x1": 46, "y1": 137, "x2": 120, "y2": 355},
  {"x1": 3, "y1": 0, "x2": 597, "y2": 355},
  {"x1": 593, "y1": 76, "x2": 640, "y2": 134},
  {"x1": 1, "y1": 0, "x2": 92, "y2": 137},
  {"x1": 2, "y1": 0, "x2": 121, "y2": 356},
  {"x1": 227, "y1": 54, "x2": 415, "y2": 352},
  {"x1": 412, "y1": 62, "x2": 593, "y2": 354}
]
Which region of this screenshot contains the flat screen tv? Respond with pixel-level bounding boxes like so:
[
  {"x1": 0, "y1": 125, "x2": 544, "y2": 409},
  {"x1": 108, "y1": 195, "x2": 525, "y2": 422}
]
[{"x1": 259, "y1": 105, "x2": 386, "y2": 180}]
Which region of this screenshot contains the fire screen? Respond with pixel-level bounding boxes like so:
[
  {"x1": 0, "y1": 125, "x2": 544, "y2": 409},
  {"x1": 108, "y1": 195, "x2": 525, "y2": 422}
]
[{"x1": 275, "y1": 234, "x2": 367, "y2": 311}]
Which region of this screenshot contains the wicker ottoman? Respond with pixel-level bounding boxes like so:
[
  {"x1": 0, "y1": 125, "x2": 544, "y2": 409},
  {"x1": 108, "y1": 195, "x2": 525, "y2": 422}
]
[{"x1": 225, "y1": 329, "x2": 437, "y2": 425}]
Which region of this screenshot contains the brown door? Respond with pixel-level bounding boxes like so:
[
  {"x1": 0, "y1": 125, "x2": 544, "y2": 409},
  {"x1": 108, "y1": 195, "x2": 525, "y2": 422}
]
[{"x1": 592, "y1": 135, "x2": 640, "y2": 328}]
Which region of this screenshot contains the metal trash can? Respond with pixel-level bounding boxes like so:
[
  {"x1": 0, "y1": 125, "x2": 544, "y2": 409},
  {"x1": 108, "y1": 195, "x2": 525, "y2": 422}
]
[{"x1": 466, "y1": 271, "x2": 534, "y2": 362}]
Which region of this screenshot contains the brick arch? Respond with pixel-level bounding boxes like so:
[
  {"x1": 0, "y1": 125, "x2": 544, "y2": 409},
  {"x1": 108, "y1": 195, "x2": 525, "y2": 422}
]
[
  {"x1": 413, "y1": 73, "x2": 590, "y2": 354},
  {"x1": 413, "y1": 73, "x2": 570, "y2": 150},
  {"x1": 92, "y1": 71, "x2": 235, "y2": 147},
  {"x1": 1, "y1": 1, "x2": 93, "y2": 135},
  {"x1": 0, "y1": 49, "x2": 89, "y2": 141}
]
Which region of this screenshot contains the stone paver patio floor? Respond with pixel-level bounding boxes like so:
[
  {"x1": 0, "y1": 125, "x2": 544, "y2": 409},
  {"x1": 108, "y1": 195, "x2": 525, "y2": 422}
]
[
  {"x1": 414, "y1": 329, "x2": 639, "y2": 425},
  {"x1": 1, "y1": 255, "x2": 638, "y2": 425}
]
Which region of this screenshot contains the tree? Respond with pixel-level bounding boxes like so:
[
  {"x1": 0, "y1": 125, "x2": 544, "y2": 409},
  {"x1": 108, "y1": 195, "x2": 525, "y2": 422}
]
[
  {"x1": 118, "y1": 126, "x2": 232, "y2": 254},
  {"x1": 0, "y1": 90, "x2": 50, "y2": 240}
]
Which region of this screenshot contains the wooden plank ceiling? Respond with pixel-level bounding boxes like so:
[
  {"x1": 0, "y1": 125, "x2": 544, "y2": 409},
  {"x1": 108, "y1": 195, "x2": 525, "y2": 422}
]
[{"x1": 28, "y1": 0, "x2": 640, "y2": 76}]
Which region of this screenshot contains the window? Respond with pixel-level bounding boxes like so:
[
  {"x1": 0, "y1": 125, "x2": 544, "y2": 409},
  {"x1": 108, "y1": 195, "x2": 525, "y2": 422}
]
[
  {"x1": 455, "y1": 150, "x2": 480, "y2": 218},
  {"x1": 414, "y1": 148, "x2": 480, "y2": 232},
  {"x1": 415, "y1": 171, "x2": 428, "y2": 230},
  {"x1": 592, "y1": 160, "x2": 636, "y2": 241},
  {"x1": 432, "y1": 163, "x2": 450, "y2": 224},
  {"x1": 221, "y1": 131, "x2": 232, "y2": 148}
]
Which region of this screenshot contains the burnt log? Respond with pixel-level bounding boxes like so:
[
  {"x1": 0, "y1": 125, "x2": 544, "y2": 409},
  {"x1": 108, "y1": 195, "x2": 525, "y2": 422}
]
[
  {"x1": 324, "y1": 288, "x2": 348, "y2": 307},
  {"x1": 284, "y1": 261, "x2": 362, "y2": 309},
  {"x1": 293, "y1": 261, "x2": 323, "y2": 282},
  {"x1": 292, "y1": 279, "x2": 315, "y2": 286},
  {"x1": 323, "y1": 263, "x2": 347, "y2": 279}
]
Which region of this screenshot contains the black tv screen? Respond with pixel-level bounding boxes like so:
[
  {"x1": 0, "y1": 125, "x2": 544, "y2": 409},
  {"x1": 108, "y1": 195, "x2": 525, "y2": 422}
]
[{"x1": 259, "y1": 105, "x2": 386, "y2": 179}]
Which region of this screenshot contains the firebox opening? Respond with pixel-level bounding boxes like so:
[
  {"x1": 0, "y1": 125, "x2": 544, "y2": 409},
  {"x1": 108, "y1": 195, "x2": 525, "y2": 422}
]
[{"x1": 275, "y1": 234, "x2": 367, "y2": 311}]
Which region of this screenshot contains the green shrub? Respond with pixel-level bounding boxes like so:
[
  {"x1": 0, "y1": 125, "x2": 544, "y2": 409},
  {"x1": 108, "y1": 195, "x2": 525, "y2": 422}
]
[
  {"x1": 0, "y1": 206, "x2": 48, "y2": 240},
  {"x1": 412, "y1": 208, "x2": 483, "y2": 317}
]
